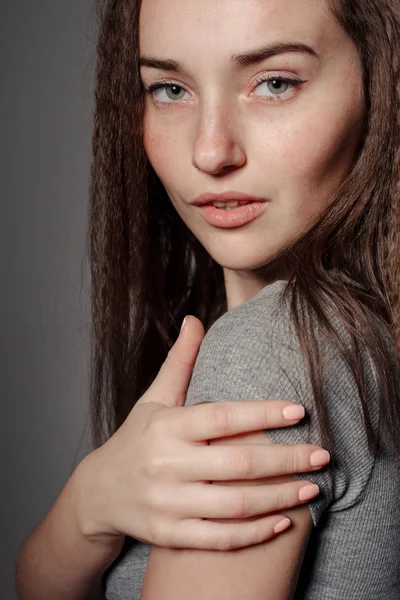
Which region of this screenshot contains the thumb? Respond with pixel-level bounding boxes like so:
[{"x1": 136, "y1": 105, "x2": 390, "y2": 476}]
[{"x1": 139, "y1": 315, "x2": 205, "y2": 407}]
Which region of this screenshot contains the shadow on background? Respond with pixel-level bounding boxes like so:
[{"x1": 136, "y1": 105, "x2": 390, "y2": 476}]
[{"x1": 1, "y1": 1, "x2": 98, "y2": 596}]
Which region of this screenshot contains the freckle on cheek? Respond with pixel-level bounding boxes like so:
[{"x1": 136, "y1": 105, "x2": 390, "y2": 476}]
[{"x1": 144, "y1": 131, "x2": 163, "y2": 158}]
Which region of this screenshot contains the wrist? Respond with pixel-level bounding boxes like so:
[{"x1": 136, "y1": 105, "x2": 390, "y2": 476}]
[{"x1": 66, "y1": 454, "x2": 126, "y2": 554}]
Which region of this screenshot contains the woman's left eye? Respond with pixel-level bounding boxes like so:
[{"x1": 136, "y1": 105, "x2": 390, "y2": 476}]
[{"x1": 252, "y1": 76, "x2": 304, "y2": 99}]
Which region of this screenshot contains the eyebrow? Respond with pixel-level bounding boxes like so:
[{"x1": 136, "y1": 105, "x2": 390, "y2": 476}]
[{"x1": 139, "y1": 42, "x2": 318, "y2": 72}]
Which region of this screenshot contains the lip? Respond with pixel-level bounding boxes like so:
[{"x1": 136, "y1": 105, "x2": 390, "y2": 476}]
[
  {"x1": 191, "y1": 191, "x2": 268, "y2": 229},
  {"x1": 192, "y1": 191, "x2": 267, "y2": 206},
  {"x1": 197, "y1": 200, "x2": 268, "y2": 228}
]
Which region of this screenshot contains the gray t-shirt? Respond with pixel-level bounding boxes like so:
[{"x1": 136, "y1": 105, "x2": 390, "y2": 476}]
[{"x1": 104, "y1": 280, "x2": 400, "y2": 599}]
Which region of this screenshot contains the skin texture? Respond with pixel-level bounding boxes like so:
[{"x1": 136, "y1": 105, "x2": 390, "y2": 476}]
[{"x1": 139, "y1": 0, "x2": 366, "y2": 597}]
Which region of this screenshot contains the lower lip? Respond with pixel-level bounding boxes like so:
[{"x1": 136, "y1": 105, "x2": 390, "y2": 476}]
[{"x1": 196, "y1": 202, "x2": 267, "y2": 228}]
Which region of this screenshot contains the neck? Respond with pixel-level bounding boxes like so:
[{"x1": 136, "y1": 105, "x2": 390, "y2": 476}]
[{"x1": 223, "y1": 268, "x2": 272, "y2": 311}]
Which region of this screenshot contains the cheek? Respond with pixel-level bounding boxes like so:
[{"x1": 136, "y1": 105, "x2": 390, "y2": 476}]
[
  {"x1": 295, "y1": 120, "x2": 360, "y2": 188},
  {"x1": 143, "y1": 117, "x2": 169, "y2": 177},
  {"x1": 143, "y1": 110, "x2": 189, "y2": 190},
  {"x1": 278, "y1": 97, "x2": 365, "y2": 198},
  {"x1": 246, "y1": 93, "x2": 365, "y2": 241}
]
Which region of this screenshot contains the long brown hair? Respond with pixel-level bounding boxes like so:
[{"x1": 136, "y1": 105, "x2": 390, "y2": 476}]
[{"x1": 87, "y1": 0, "x2": 400, "y2": 454}]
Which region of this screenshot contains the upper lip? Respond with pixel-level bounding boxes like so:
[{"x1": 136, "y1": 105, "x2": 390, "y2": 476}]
[{"x1": 192, "y1": 192, "x2": 267, "y2": 206}]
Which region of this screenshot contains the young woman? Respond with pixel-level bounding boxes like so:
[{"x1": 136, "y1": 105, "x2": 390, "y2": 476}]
[
  {"x1": 15, "y1": 0, "x2": 400, "y2": 598},
  {"x1": 103, "y1": 0, "x2": 399, "y2": 597},
  {"x1": 15, "y1": 7, "x2": 332, "y2": 600}
]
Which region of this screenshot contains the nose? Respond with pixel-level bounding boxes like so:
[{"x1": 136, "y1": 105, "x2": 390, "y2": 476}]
[{"x1": 191, "y1": 103, "x2": 246, "y2": 175}]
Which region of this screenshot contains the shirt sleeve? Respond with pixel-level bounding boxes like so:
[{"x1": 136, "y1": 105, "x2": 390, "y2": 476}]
[{"x1": 184, "y1": 283, "x2": 377, "y2": 526}]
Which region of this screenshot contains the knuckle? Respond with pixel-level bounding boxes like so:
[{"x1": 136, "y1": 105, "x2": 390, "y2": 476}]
[
  {"x1": 143, "y1": 412, "x2": 164, "y2": 441},
  {"x1": 277, "y1": 486, "x2": 291, "y2": 510},
  {"x1": 144, "y1": 454, "x2": 165, "y2": 480},
  {"x1": 209, "y1": 404, "x2": 234, "y2": 435},
  {"x1": 216, "y1": 534, "x2": 236, "y2": 552},
  {"x1": 151, "y1": 521, "x2": 170, "y2": 547},
  {"x1": 232, "y1": 491, "x2": 251, "y2": 519},
  {"x1": 253, "y1": 522, "x2": 268, "y2": 545},
  {"x1": 236, "y1": 447, "x2": 254, "y2": 478},
  {"x1": 145, "y1": 483, "x2": 167, "y2": 516},
  {"x1": 286, "y1": 448, "x2": 301, "y2": 473},
  {"x1": 146, "y1": 518, "x2": 160, "y2": 544},
  {"x1": 260, "y1": 403, "x2": 271, "y2": 428},
  {"x1": 150, "y1": 412, "x2": 166, "y2": 435}
]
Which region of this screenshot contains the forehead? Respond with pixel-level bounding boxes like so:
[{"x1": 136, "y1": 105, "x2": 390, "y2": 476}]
[{"x1": 139, "y1": 0, "x2": 341, "y2": 57}]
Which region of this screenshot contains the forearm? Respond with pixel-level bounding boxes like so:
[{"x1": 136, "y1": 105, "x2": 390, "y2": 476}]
[{"x1": 15, "y1": 465, "x2": 124, "y2": 600}]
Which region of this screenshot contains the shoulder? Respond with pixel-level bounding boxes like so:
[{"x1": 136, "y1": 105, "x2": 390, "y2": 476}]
[
  {"x1": 186, "y1": 280, "x2": 312, "y2": 443},
  {"x1": 186, "y1": 279, "x2": 379, "y2": 519},
  {"x1": 192, "y1": 279, "x2": 301, "y2": 381},
  {"x1": 194, "y1": 279, "x2": 380, "y2": 423}
]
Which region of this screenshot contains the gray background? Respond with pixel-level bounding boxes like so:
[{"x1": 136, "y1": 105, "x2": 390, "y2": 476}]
[{"x1": 2, "y1": 1, "x2": 97, "y2": 597}]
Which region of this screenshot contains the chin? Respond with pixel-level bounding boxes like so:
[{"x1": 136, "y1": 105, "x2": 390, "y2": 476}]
[
  {"x1": 197, "y1": 228, "x2": 293, "y2": 272},
  {"x1": 207, "y1": 249, "x2": 276, "y2": 272}
]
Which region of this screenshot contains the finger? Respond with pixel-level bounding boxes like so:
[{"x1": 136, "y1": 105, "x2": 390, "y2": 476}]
[
  {"x1": 175, "y1": 481, "x2": 319, "y2": 520},
  {"x1": 181, "y1": 444, "x2": 330, "y2": 481},
  {"x1": 164, "y1": 514, "x2": 292, "y2": 551},
  {"x1": 179, "y1": 400, "x2": 306, "y2": 441},
  {"x1": 140, "y1": 316, "x2": 205, "y2": 407}
]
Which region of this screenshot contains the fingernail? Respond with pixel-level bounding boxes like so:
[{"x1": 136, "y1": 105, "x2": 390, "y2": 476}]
[
  {"x1": 274, "y1": 517, "x2": 291, "y2": 534},
  {"x1": 283, "y1": 404, "x2": 305, "y2": 420},
  {"x1": 180, "y1": 316, "x2": 188, "y2": 332},
  {"x1": 298, "y1": 484, "x2": 319, "y2": 502},
  {"x1": 310, "y1": 450, "x2": 330, "y2": 467}
]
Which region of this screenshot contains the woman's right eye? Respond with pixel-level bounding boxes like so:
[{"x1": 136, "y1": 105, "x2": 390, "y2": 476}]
[{"x1": 145, "y1": 83, "x2": 191, "y2": 104}]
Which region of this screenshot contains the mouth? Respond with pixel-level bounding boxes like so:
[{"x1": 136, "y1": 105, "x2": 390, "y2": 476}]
[
  {"x1": 192, "y1": 192, "x2": 268, "y2": 229},
  {"x1": 192, "y1": 191, "x2": 267, "y2": 210}
]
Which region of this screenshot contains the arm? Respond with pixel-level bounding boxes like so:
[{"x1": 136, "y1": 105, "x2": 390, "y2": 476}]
[
  {"x1": 16, "y1": 313, "x2": 326, "y2": 600},
  {"x1": 15, "y1": 462, "x2": 124, "y2": 600},
  {"x1": 140, "y1": 291, "x2": 327, "y2": 599},
  {"x1": 140, "y1": 430, "x2": 312, "y2": 600}
]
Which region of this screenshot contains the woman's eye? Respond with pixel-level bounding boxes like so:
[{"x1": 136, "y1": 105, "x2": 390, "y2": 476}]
[
  {"x1": 263, "y1": 79, "x2": 290, "y2": 95},
  {"x1": 144, "y1": 76, "x2": 304, "y2": 105},
  {"x1": 147, "y1": 84, "x2": 190, "y2": 103},
  {"x1": 253, "y1": 76, "x2": 303, "y2": 99}
]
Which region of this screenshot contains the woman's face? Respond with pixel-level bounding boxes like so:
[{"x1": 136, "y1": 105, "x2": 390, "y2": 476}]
[{"x1": 139, "y1": 0, "x2": 366, "y2": 272}]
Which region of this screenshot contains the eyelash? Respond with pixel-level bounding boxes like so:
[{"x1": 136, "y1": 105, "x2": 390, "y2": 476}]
[{"x1": 143, "y1": 75, "x2": 306, "y2": 105}]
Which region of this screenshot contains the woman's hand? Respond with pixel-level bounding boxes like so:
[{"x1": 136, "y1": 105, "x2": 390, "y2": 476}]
[{"x1": 73, "y1": 316, "x2": 329, "y2": 551}]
